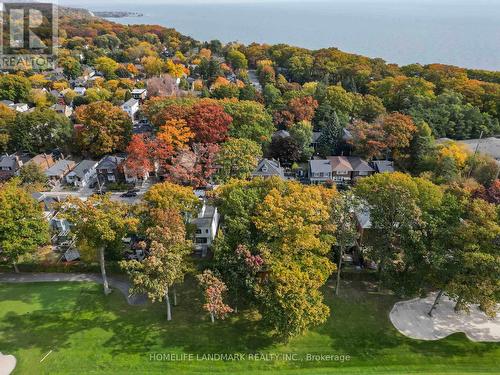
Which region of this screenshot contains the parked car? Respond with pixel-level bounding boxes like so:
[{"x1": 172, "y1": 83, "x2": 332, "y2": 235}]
[{"x1": 120, "y1": 191, "x2": 137, "y2": 198}]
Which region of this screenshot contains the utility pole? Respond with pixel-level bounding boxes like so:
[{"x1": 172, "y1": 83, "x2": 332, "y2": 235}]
[{"x1": 467, "y1": 131, "x2": 483, "y2": 179}]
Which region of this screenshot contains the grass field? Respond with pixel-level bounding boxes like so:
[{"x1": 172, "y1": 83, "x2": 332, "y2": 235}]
[{"x1": 0, "y1": 278, "x2": 499, "y2": 374}]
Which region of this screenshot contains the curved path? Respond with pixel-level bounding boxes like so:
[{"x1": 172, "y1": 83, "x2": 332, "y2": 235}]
[
  {"x1": 390, "y1": 292, "x2": 500, "y2": 342},
  {"x1": 0, "y1": 272, "x2": 147, "y2": 305}
]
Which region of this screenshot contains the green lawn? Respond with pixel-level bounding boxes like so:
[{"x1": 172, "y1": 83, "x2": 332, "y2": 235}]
[{"x1": 0, "y1": 278, "x2": 498, "y2": 374}]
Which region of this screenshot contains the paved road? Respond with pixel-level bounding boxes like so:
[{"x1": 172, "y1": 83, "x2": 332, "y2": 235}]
[{"x1": 0, "y1": 272, "x2": 147, "y2": 305}]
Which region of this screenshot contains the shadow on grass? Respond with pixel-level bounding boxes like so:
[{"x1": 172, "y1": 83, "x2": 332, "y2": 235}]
[
  {"x1": 314, "y1": 279, "x2": 498, "y2": 361},
  {"x1": 0, "y1": 279, "x2": 275, "y2": 358}
]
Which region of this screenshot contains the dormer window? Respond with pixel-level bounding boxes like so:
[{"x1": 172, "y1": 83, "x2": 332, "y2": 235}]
[{"x1": 261, "y1": 165, "x2": 268, "y2": 172}]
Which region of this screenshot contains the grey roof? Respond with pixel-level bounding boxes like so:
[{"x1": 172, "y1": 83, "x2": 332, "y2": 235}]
[
  {"x1": 309, "y1": 159, "x2": 332, "y2": 174},
  {"x1": 355, "y1": 207, "x2": 372, "y2": 229},
  {"x1": 97, "y1": 155, "x2": 124, "y2": 170},
  {"x1": 312, "y1": 131, "x2": 322, "y2": 143},
  {"x1": 252, "y1": 159, "x2": 285, "y2": 178},
  {"x1": 45, "y1": 159, "x2": 75, "y2": 177},
  {"x1": 272, "y1": 130, "x2": 290, "y2": 139},
  {"x1": 131, "y1": 88, "x2": 146, "y2": 94},
  {"x1": 0, "y1": 155, "x2": 18, "y2": 169},
  {"x1": 123, "y1": 98, "x2": 139, "y2": 107},
  {"x1": 70, "y1": 160, "x2": 97, "y2": 178},
  {"x1": 459, "y1": 137, "x2": 500, "y2": 161},
  {"x1": 371, "y1": 160, "x2": 395, "y2": 173}
]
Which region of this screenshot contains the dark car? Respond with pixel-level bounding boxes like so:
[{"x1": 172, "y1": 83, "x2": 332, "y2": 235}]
[{"x1": 120, "y1": 191, "x2": 137, "y2": 198}]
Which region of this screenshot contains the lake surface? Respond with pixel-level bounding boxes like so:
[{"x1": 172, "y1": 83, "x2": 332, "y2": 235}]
[{"x1": 59, "y1": 0, "x2": 500, "y2": 70}]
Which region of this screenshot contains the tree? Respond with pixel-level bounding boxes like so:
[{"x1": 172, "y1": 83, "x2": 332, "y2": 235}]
[
  {"x1": 427, "y1": 196, "x2": 500, "y2": 317},
  {"x1": 213, "y1": 178, "x2": 337, "y2": 337},
  {"x1": 267, "y1": 136, "x2": 301, "y2": 165},
  {"x1": 353, "y1": 94, "x2": 386, "y2": 122},
  {"x1": 143, "y1": 181, "x2": 200, "y2": 216},
  {"x1": 9, "y1": 108, "x2": 72, "y2": 154},
  {"x1": 157, "y1": 119, "x2": 194, "y2": 151},
  {"x1": 0, "y1": 104, "x2": 16, "y2": 152},
  {"x1": 223, "y1": 101, "x2": 275, "y2": 145},
  {"x1": 317, "y1": 111, "x2": 343, "y2": 157},
  {"x1": 197, "y1": 270, "x2": 233, "y2": 323},
  {"x1": 226, "y1": 49, "x2": 248, "y2": 70},
  {"x1": 354, "y1": 173, "x2": 444, "y2": 295},
  {"x1": 0, "y1": 75, "x2": 31, "y2": 102},
  {"x1": 141, "y1": 56, "x2": 164, "y2": 77},
  {"x1": 187, "y1": 102, "x2": 232, "y2": 143},
  {"x1": 0, "y1": 180, "x2": 49, "y2": 272},
  {"x1": 75, "y1": 101, "x2": 132, "y2": 157},
  {"x1": 165, "y1": 143, "x2": 219, "y2": 187},
  {"x1": 121, "y1": 208, "x2": 192, "y2": 320},
  {"x1": 331, "y1": 191, "x2": 361, "y2": 295},
  {"x1": 60, "y1": 56, "x2": 82, "y2": 79},
  {"x1": 407, "y1": 121, "x2": 436, "y2": 174},
  {"x1": 124, "y1": 134, "x2": 156, "y2": 179},
  {"x1": 94, "y1": 56, "x2": 119, "y2": 79},
  {"x1": 19, "y1": 163, "x2": 48, "y2": 187},
  {"x1": 369, "y1": 76, "x2": 435, "y2": 111},
  {"x1": 61, "y1": 195, "x2": 138, "y2": 295},
  {"x1": 289, "y1": 120, "x2": 314, "y2": 161},
  {"x1": 216, "y1": 138, "x2": 262, "y2": 183}
]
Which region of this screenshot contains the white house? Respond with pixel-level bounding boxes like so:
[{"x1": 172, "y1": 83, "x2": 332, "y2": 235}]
[
  {"x1": 74, "y1": 86, "x2": 86, "y2": 96},
  {"x1": 65, "y1": 159, "x2": 98, "y2": 187},
  {"x1": 191, "y1": 198, "x2": 220, "y2": 257},
  {"x1": 121, "y1": 98, "x2": 139, "y2": 119},
  {"x1": 131, "y1": 88, "x2": 147, "y2": 100}
]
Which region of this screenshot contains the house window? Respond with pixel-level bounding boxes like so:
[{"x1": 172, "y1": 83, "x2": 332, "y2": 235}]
[
  {"x1": 195, "y1": 229, "x2": 202, "y2": 234},
  {"x1": 205, "y1": 229, "x2": 209, "y2": 233},
  {"x1": 261, "y1": 165, "x2": 268, "y2": 172},
  {"x1": 196, "y1": 237, "x2": 208, "y2": 244}
]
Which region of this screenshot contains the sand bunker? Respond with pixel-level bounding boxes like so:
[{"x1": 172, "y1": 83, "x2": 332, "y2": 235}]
[
  {"x1": 0, "y1": 353, "x2": 16, "y2": 375},
  {"x1": 390, "y1": 293, "x2": 500, "y2": 342}
]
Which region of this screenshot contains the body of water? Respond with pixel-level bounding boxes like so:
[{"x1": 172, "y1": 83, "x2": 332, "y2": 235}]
[{"x1": 59, "y1": 0, "x2": 500, "y2": 70}]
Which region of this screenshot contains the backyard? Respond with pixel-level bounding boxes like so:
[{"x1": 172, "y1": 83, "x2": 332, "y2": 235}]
[{"x1": 0, "y1": 278, "x2": 498, "y2": 374}]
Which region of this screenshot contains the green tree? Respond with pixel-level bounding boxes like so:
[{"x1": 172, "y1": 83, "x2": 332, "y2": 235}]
[
  {"x1": 61, "y1": 195, "x2": 138, "y2": 295},
  {"x1": 0, "y1": 179, "x2": 49, "y2": 272},
  {"x1": 121, "y1": 208, "x2": 191, "y2": 320},
  {"x1": 19, "y1": 163, "x2": 48, "y2": 187},
  {"x1": 289, "y1": 120, "x2": 314, "y2": 161},
  {"x1": 9, "y1": 108, "x2": 72, "y2": 153},
  {"x1": 317, "y1": 111, "x2": 343, "y2": 157},
  {"x1": 226, "y1": 49, "x2": 248, "y2": 70},
  {"x1": 75, "y1": 101, "x2": 132, "y2": 157},
  {"x1": 0, "y1": 75, "x2": 31, "y2": 102},
  {"x1": 216, "y1": 138, "x2": 262, "y2": 183}
]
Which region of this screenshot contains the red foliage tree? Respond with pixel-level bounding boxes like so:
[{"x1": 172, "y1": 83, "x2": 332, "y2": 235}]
[
  {"x1": 197, "y1": 270, "x2": 233, "y2": 323},
  {"x1": 165, "y1": 143, "x2": 219, "y2": 187},
  {"x1": 187, "y1": 103, "x2": 232, "y2": 143}
]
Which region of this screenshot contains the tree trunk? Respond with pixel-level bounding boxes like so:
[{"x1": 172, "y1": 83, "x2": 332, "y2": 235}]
[
  {"x1": 13, "y1": 262, "x2": 19, "y2": 273},
  {"x1": 427, "y1": 290, "x2": 443, "y2": 317},
  {"x1": 335, "y1": 246, "x2": 344, "y2": 296},
  {"x1": 165, "y1": 287, "x2": 172, "y2": 321},
  {"x1": 210, "y1": 312, "x2": 215, "y2": 324},
  {"x1": 98, "y1": 246, "x2": 111, "y2": 295},
  {"x1": 173, "y1": 286, "x2": 178, "y2": 306},
  {"x1": 377, "y1": 260, "x2": 384, "y2": 292}
]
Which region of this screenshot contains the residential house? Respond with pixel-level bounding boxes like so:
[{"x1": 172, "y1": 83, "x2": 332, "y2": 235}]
[
  {"x1": 371, "y1": 160, "x2": 395, "y2": 173},
  {"x1": 73, "y1": 87, "x2": 86, "y2": 96},
  {"x1": 26, "y1": 154, "x2": 55, "y2": 171},
  {"x1": 458, "y1": 137, "x2": 500, "y2": 164},
  {"x1": 0, "y1": 154, "x2": 23, "y2": 181},
  {"x1": 131, "y1": 88, "x2": 147, "y2": 101},
  {"x1": 121, "y1": 98, "x2": 139, "y2": 120},
  {"x1": 308, "y1": 159, "x2": 332, "y2": 184},
  {"x1": 1, "y1": 100, "x2": 29, "y2": 112},
  {"x1": 96, "y1": 155, "x2": 125, "y2": 183},
  {"x1": 65, "y1": 160, "x2": 98, "y2": 187},
  {"x1": 252, "y1": 158, "x2": 285, "y2": 179},
  {"x1": 45, "y1": 159, "x2": 76, "y2": 183},
  {"x1": 51, "y1": 104, "x2": 73, "y2": 117},
  {"x1": 191, "y1": 197, "x2": 220, "y2": 257},
  {"x1": 309, "y1": 156, "x2": 374, "y2": 184}
]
